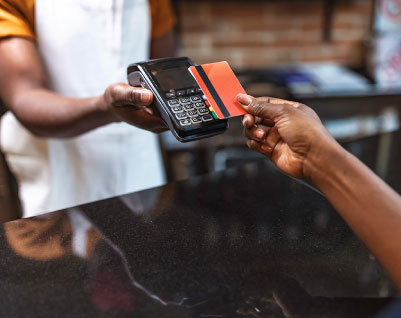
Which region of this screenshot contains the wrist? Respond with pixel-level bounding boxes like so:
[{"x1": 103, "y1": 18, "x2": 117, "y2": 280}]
[
  {"x1": 303, "y1": 136, "x2": 346, "y2": 188},
  {"x1": 93, "y1": 94, "x2": 120, "y2": 124}
]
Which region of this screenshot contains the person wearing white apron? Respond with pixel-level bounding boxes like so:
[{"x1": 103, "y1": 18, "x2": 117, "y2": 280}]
[{"x1": 0, "y1": 0, "x2": 177, "y2": 217}]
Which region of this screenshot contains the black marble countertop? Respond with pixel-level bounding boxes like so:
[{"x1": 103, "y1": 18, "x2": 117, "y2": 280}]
[{"x1": 1, "y1": 131, "x2": 401, "y2": 317}]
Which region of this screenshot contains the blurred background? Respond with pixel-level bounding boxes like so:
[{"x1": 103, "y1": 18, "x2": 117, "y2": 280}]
[{"x1": 1, "y1": 0, "x2": 401, "y2": 221}]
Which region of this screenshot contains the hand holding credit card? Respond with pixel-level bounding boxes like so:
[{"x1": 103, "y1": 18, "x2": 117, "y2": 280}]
[{"x1": 189, "y1": 61, "x2": 247, "y2": 119}]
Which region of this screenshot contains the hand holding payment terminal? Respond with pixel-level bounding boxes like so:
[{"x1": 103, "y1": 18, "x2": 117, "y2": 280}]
[{"x1": 127, "y1": 57, "x2": 228, "y2": 142}]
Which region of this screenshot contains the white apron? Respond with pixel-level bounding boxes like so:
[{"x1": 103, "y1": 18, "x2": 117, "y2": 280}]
[{"x1": 0, "y1": 0, "x2": 165, "y2": 217}]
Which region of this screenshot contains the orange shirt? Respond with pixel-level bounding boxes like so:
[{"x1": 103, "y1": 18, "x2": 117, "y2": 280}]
[{"x1": 0, "y1": 0, "x2": 176, "y2": 41}]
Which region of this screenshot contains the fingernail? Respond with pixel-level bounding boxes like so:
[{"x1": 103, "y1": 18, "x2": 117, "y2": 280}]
[
  {"x1": 237, "y1": 94, "x2": 253, "y2": 106},
  {"x1": 242, "y1": 117, "x2": 248, "y2": 126},
  {"x1": 256, "y1": 129, "x2": 264, "y2": 139}
]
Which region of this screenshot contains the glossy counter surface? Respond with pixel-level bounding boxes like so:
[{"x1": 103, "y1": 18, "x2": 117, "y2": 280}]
[{"x1": 1, "y1": 132, "x2": 401, "y2": 317}]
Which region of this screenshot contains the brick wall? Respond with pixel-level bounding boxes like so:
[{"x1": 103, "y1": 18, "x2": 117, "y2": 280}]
[{"x1": 177, "y1": 0, "x2": 374, "y2": 69}]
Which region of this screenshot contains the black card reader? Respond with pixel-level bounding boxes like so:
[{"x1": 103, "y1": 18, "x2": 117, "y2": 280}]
[{"x1": 127, "y1": 57, "x2": 228, "y2": 143}]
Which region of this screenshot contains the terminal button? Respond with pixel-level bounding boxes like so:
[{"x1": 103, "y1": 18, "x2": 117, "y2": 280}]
[
  {"x1": 167, "y1": 99, "x2": 179, "y2": 107},
  {"x1": 177, "y1": 90, "x2": 186, "y2": 96},
  {"x1": 175, "y1": 112, "x2": 187, "y2": 120},
  {"x1": 187, "y1": 110, "x2": 198, "y2": 117},
  {"x1": 165, "y1": 92, "x2": 176, "y2": 99},
  {"x1": 183, "y1": 104, "x2": 194, "y2": 111},
  {"x1": 190, "y1": 95, "x2": 202, "y2": 102},
  {"x1": 191, "y1": 117, "x2": 202, "y2": 124},
  {"x1": 194, "y1": 102, "x2": 206, "y2": 108},
  {"x1": 198, "y1": 108, "x2": 209, "y2": 115},
  {"x1": 202, "y1": 114, "x2": 213, "y2": 122},
  {"x1": 180, "y1": 119, "x2": 191, "y2": 126},
  {"x1": 179, "y1": 97, "x2": 191, "y2": 104},
  {"x1": 172, "y1": 106, "x2": 184, "y2": 113}
]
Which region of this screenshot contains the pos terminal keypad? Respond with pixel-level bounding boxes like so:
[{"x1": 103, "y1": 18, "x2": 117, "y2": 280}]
[{"x1": 165, "y1": 88, "x2": 217, "y2": 127}]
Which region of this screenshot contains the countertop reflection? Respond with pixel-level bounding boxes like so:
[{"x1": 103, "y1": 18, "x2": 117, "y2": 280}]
[{"x1": 1, "y1": 135, "x2": 401, "y2": 317}]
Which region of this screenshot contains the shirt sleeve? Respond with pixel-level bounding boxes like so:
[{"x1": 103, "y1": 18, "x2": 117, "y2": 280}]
[
  {"x1": 149, "y1": 0, "x2": 176, "y2": 39},
  {"x1": 0, "y1": 0, "x2": 35, "y2": 40}
]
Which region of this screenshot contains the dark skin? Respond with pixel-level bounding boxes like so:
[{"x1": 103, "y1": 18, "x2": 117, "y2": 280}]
[
  {"x1": 237, "y1": 93, "x2": 401, "y2": 292},
  {"x1": 0, "y1": 30, "x2": 176, "y2": 138}
]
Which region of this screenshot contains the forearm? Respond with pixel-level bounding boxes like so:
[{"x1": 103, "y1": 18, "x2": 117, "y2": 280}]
[
  {"x1": 307, "y1": 141, "x2": 401, "y2": 289},
  {"x1": 9, "y1": 88, "x2": 117, "y2": 138},
  {"x1": 0, "y1": 38, "x2": 115, "y2": 137}
]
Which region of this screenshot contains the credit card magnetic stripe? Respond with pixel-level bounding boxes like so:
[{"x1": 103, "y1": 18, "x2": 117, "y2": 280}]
[
  {"x1": 189, "y1": 62, "x2": 247, "y2": 119},
  {"x1": 194, "y1": 65, "x2": 230, "y2": 118}
]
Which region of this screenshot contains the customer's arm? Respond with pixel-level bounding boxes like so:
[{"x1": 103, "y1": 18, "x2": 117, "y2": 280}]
[
  {"x1": 237, "y1": 94, "x2": 401, "y2": 290},
  {"x1": 0, "y1": 38, "x2": 167, "y2": 138}
]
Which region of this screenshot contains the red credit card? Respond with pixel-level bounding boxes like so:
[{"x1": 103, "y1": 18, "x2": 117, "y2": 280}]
[{"x1": 189, "y1": 62, "x2": 247, "y2": 119}]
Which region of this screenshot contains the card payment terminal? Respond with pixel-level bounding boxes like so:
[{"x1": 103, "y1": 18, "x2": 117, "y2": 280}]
[{"x1": 127, "y1": 57, "x2": 228, "y2": 142}]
